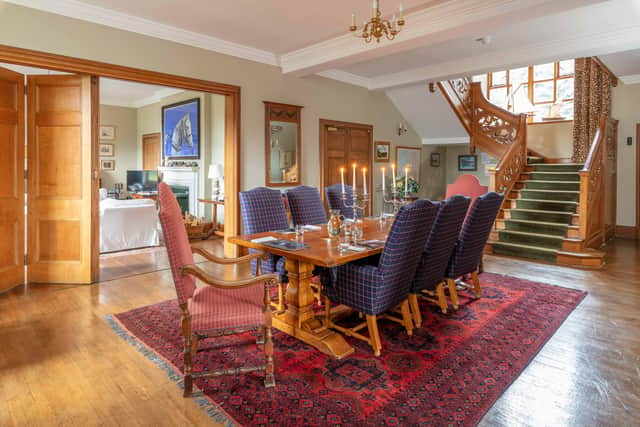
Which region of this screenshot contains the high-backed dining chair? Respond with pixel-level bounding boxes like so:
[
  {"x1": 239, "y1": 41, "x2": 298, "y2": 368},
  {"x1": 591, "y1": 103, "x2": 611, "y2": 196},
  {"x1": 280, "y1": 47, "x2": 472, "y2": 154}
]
[
  {"x1": 158, "y1": 182, "x2": 277, "y2": 396},
  {"x1": 445, "y1": 192, "x2": 504, "y2": 306},
  {"x1": 445, "y1": 175, "x2": 488, "y2": 211},
  {"x1": 239, "y1": 187, "x2": 289, "y2": 312},
  {"x1": 286, "y1": 185, "x2": 328, "y2": 226},
  {"x1": 325, "y1": 184, "x2": 355, "y2": 219},
  {"x1": 323, "y1": 200, "x2": 439, "y2": 356},
  {"x1": 409, "y1": 196, "x2": 470, "y2": 325}
]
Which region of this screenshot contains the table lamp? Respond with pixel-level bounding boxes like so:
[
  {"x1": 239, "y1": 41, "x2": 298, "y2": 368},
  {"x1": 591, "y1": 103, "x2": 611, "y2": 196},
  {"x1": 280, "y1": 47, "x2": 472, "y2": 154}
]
[{"x1": 208, "y1": 163, "x2": 224, "y2": 200}]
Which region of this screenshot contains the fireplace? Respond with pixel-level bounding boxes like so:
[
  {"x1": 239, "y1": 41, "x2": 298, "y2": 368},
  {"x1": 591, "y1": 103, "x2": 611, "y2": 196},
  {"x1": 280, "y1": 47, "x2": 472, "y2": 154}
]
[{"x1": 158, "y1": 166, "x2": 200, "y2": 216}]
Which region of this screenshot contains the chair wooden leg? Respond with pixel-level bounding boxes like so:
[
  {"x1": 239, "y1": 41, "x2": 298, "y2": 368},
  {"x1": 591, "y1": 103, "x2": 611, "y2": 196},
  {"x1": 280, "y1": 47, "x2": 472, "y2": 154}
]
[
  {"x1": 264, "y1": 284, "x2": 276, "y2": 388},
  {"x1": 400, "y1": 300, "x2": 414, "y2": 336},
  {"x1": 408, "y1": 293, "x2": 422, "y2": 328},
  {"x1": 256, "y1": 326, "x2": 265, "y2": 345},
  {"x1": 323, "y1": 296, "x2": 332, "y2": 326},
  {"x1": 190, "y1": 334, "x2": 200, "y2": 356},
  {"x1": 180, "y1": 304, "x2": 194, "y2": 397},
  {"x1": 471, "y1": 271, "x2": 481, "y2": 298},
  {"x1": 446, "y1": 278, "x2": 460, "y2": 310},
  {"x1": 436, "y1": 282, "x2": 448, "y2": 314},
  {"x1": 365, "y1": 315, "x2": 382, "y2": 356}
]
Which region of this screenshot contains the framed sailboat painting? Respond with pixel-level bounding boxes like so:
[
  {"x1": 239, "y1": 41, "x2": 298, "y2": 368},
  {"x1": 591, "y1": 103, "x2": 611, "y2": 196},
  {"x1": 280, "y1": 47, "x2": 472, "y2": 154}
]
[{"x1": 162, "y1": 98, "x2": 200, "y2": 159}]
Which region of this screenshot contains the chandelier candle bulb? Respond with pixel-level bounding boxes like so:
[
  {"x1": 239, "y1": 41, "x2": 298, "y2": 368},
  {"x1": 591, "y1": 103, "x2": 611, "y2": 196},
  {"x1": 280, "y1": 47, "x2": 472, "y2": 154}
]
[
  {"x1": 362, "y1": 168, "x2": 367, "y2": 194},
  {"x1": 351, "y1": 13, "x2": 356, "y2": 28}
]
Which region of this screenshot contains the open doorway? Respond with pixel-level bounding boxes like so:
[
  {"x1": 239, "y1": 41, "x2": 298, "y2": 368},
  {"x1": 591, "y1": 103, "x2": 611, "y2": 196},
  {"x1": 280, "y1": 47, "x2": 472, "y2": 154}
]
[
  {"x1": 0, "y1": 45, "x2": 242, "y2": 291},
  {"x1": 97, "y1": 77, "x2": 227, "y2": 281}
]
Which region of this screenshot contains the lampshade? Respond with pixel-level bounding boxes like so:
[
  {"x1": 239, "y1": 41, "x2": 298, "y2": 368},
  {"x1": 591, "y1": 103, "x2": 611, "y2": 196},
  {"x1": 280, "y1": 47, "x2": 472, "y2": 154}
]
[{"x1": 208, "y1": 163, "x2": 224, "y2": 179}]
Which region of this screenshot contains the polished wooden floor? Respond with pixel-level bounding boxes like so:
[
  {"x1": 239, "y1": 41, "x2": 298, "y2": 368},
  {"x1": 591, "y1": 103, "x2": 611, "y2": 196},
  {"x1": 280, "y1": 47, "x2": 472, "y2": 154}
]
[{"x1": 1, "y1": 238, "x2": 638, "y2": 426}]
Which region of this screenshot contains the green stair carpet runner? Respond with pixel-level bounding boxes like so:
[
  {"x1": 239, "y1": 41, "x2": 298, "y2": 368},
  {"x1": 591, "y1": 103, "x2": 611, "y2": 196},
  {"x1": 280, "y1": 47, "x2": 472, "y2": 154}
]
[{"x1": 492, "y1": 160, "x2": 583, "y2": 263}]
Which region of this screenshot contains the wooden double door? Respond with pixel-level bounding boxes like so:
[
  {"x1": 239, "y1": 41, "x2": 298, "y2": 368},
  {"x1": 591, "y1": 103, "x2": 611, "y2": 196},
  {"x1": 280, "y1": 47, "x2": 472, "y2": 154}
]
[
  {"x1": 0, "y1": 68, "x2": 96, "y2": 292},
  {"x1": 319, "y1": 119, "x2": 373, "y2": 209}
]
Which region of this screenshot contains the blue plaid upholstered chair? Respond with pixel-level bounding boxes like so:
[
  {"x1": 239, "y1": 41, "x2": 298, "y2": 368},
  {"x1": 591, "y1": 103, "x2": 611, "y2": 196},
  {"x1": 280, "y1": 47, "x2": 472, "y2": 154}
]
[
  {"x1": 239, "y1": 187, "x2": 289, "y2": 311},
  {"x1": 286, "y1": 186, "x2": 328, "y2": 226},
  {"x1": 323, "y1": 199, "x2": 439, "y2": 356},
  {"x1": 325, "y1": 184, "x2": 355, "y2": 219},
  {"x1": 409, "y1": 196, "x2": 470, "y2": 324},
  {"x1": 445, "y1": 192, "x2": 504, "y2": 305}
]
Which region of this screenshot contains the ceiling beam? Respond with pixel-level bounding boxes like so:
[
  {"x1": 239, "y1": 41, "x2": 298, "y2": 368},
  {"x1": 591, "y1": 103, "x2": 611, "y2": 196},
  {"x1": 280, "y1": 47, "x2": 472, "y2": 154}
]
[
  {"x1": 370, "y1": 24, "x2": 640, "y2": 90},
  {"x1": 280, "y1": 0, "x2": 603, "y2": 77}
]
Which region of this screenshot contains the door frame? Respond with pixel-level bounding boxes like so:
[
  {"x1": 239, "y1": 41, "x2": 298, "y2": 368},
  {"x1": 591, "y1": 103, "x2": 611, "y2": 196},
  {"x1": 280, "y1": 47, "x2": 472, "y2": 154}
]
[
  {"x1": 0, "y1": 44, "x2": 242, "y2": 282},
  {"x1": 637, "y1": 123, "x2": 640, "y2": 237},
  {"x1": 319, "y1": 118, "x2": 373, "y2": 211}
]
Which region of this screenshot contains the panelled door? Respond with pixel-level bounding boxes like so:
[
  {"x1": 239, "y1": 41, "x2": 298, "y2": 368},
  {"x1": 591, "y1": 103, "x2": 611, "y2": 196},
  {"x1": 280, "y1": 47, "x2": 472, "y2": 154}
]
[
  {"x1": 320, "y1": 120, "x2": 373, "y2": 210},
  {"x1": 27, "y1": 75, "x2": 95, "y2": 284},
  {"x1": 0, "y1": 67, "x2": 25, "y2": 292},
  {"x1": 142, "y1": 132, "x2": 161, "y2": 170}
]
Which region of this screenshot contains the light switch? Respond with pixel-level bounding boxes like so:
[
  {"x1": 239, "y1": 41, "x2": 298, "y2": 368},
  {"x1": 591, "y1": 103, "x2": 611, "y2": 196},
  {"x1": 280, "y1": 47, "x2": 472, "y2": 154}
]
[{"x1": 627, "y1": 137, "x2": 633, "y2": 146}]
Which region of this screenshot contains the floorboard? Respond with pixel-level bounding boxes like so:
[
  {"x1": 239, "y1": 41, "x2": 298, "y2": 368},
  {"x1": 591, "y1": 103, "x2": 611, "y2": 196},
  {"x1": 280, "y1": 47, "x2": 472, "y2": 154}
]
[{"x1": 1, "y1": 238, "x2": 638, "y2": 426}]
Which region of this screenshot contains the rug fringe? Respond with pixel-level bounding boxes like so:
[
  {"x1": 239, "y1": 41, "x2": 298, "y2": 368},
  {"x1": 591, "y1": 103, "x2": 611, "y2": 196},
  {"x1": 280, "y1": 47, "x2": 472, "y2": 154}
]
[{"x1": 104, "y1": 315, "x2": 238, "y2": 427}]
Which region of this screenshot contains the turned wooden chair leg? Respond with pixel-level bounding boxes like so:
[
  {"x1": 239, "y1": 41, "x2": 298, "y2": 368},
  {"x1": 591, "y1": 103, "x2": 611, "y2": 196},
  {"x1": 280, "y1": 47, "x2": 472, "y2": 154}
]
[
  {"x1": 446, "y1": 278, "x2": 460, "y2": 310},
  {"x1": 436, "y1": 282, "x2": 448, "y2": 314},
  {"x1": 365, "y1": 315, "x2": 382, "y2": 356},
  {"x1": 471, "y1": 271, "x2": 481, "y2": 298},
  {"x1": 408, "y1": 293, "x2": 422, "y2": 328},
  {"x1": 190, "y1": 334, "x2": 200, "y2": 356},
  {"x1": 183, "y1": 334, "x2": 194, "y2": 397},
  {"x1": 263, "y1": 285, "x2": 276, "y2": 388},
  {"x1": 256, "y1": 326, "x2": 265, "y2": 345},
  {"x1": 400, "y1": 300, "x2": 414, "y2": 336}
]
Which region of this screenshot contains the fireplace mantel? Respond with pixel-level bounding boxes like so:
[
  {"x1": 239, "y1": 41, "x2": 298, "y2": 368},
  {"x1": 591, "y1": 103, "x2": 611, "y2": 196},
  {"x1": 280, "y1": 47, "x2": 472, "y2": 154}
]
[{"x1": 159, "y1": 166, "x2": 200, "y2": 216}]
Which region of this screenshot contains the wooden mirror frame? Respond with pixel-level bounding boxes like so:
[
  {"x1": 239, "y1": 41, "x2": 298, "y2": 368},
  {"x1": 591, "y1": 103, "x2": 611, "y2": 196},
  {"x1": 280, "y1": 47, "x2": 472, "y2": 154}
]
[{"x1": 264, "y1": 101, "x2": 303, "y2": 187}]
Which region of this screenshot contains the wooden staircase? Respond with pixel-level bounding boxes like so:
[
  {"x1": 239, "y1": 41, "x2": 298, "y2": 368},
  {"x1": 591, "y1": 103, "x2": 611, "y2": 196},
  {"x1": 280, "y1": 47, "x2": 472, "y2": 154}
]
[{"x1": 433, "y1": 80, "x2": 617, "y2": 268}]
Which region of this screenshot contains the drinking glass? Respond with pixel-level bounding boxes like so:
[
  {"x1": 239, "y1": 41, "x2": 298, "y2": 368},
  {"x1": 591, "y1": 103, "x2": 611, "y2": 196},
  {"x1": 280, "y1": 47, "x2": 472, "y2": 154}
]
[
  {"x1": 295, "y1": 224, "x2": 305, "y2": 237},
  {"x1": 338, "y1": 234, "x2": 350, "y2": 254},
  {"x1": 352, "y1": 219, "x2": 363, "y2": 244}
]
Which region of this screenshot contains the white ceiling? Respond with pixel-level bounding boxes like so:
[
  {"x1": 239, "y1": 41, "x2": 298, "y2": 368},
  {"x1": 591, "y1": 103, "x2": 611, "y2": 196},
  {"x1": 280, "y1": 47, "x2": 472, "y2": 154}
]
[
  {"x1": 0, "y1": 63, "x2": 183, "y2": 107},
  {"x1": 599, "y1": 49, "x2": 640, "y2": 85}
]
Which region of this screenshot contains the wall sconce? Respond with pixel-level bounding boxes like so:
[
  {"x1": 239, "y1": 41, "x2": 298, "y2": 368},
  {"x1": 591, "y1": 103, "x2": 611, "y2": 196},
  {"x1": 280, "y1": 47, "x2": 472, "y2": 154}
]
[{"x1": 397, "y1": 122, "x2": 408, "y2": 136}]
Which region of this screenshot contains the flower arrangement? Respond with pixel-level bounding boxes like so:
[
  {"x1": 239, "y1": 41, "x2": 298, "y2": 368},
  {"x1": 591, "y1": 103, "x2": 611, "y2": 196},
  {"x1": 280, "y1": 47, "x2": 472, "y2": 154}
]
[{"x1": 395, "y1": 176, "x2": 420, "y2": 198}]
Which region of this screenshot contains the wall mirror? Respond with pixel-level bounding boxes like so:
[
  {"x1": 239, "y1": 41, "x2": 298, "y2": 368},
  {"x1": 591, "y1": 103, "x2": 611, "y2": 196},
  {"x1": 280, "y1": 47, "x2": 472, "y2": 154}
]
[{"x1": 264, "y1": 101, "x2": 302, "y2": 186}]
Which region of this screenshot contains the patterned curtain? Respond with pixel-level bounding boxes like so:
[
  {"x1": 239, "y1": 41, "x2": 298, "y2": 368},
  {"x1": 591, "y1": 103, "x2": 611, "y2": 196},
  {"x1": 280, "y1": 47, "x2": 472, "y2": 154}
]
[{"x1": 572, "y1": 58, "x2": 613, "y2": 163}]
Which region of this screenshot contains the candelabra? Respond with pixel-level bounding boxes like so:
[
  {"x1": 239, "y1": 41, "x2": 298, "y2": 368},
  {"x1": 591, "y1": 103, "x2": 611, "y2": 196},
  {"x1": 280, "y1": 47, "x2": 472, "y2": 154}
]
[
  {"x1": 381, "y1": 183, "x2": 408, "y2": 215},
  {"x1": 341, "y1": 189, "x2": 370, "y2": 219}
]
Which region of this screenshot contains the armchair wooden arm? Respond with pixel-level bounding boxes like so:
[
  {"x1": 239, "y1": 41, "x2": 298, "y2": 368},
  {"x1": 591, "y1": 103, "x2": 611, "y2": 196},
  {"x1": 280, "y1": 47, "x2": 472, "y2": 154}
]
[
  {"x1": 191, "y1": 246, "x2": 267, "y2": 265},
  {"x1": 180, "y1": 264, "x2": 278, "y2": 289}
]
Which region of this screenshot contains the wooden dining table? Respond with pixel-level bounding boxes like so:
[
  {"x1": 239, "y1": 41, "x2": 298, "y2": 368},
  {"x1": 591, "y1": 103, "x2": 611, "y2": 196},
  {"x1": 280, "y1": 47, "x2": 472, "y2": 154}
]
[{"x1": 229, "y1": 218, "x2": 389, "y2": 359}]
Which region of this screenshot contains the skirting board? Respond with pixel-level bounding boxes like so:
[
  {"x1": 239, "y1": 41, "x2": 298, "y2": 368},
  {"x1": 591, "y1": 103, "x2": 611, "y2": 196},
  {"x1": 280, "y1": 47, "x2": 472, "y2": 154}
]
[{"x1": 615, "y1": 225, "x2": 639, "y2": 240}]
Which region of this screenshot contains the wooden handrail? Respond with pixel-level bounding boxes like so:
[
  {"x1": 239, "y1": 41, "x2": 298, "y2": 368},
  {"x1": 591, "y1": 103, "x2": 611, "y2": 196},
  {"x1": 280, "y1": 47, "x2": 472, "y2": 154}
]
[
  {"x1": 435, "y1": 78, "x2": 528, "y2": 201},
  {"x1": 578, "y1": 114, "x2": 607, "y2": 248}
]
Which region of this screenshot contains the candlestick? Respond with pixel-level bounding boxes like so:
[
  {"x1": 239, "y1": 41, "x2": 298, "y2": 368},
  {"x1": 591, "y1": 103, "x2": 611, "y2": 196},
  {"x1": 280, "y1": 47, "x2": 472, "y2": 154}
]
[
  {"x1": 362, "y1": 167, "x2": 367, "y2": 195},
  {"x1": 381, "y1": 167, "x2": 386, "y2": 193},
  {"x1": 340, "y1": 167, "x2": 345, "y2": 193},
  {"x1": 352, "y1": 163, "x2": 357, "y2": 188}
]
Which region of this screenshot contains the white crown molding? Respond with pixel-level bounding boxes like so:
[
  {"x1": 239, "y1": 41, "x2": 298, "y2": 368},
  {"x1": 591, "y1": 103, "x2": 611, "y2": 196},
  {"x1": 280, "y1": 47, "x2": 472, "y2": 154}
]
[
  {"x1": 315, "y1": 69, "x2": 371, "y2": 89},
  {"x1": 279, "y1": 0, "x2": 591, "y2": 76},
  {"x1": 619, "y1": 74, "x2": 640, "y2": 85},
  {"x1": 4, "y1": 0, "x2": 278, "y2": 66},
  {"x1": 368, "y1": 24, "x2": 640, "y2": 90},
  {"x1": 422, "y1": 137, "x2": 470, "y2": 146}
]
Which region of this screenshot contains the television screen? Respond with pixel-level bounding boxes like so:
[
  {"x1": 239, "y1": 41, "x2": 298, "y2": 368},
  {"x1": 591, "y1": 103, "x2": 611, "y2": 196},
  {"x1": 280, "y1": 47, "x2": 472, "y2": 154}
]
[{"x1": 126, "y1": 170, "x2": 158, "y2": 192}]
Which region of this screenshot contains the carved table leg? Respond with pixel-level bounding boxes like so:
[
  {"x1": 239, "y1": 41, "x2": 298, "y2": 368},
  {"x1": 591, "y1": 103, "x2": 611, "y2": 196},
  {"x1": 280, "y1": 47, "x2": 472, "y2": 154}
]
[{"x1": 271, "y1": 259, "x2": 354, "y2": 359}]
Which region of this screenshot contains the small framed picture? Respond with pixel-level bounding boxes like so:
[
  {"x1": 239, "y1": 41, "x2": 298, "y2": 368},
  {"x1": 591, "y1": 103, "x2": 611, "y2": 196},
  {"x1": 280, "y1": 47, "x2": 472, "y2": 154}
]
[
  {"x1": 430, "y1": 152, "x2": 441, "y2": 167},
  {"x1": 99, "y1": 125, "x2": 116, "y2": 140},
  {"x1": 374, "y1": 141, "x2": 390, "y2": 162},
  {"x1": 458, "y1": 155, "x2": 478, "y2": 171},
  {"x1": 99, "y1": 143, "x2": 114, "y2": 157},
  {"x1": 100, "y1": 159, "x2": 115, "y2": 171}
]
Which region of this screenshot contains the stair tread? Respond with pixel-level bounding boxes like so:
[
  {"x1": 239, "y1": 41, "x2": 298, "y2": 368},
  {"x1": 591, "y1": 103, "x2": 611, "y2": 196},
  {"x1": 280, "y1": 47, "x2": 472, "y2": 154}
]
[
  {"x1": 524, "y1": 171, "x2": 580, "y2": 175},
  {"x1": 499, "y1": 229, "x2": 565, "y2": 240},
  {"x1": 503, "y1": 218, "x2": 576, "y2": 228},
  {"x1": 518, "y1": 180, "x2": 580, "y2": 184},
  {"x1": 505, "y1": 208, "x2": 575, "y2": 215},
  {"x1": 491, "y1": 241, "x2": 559, "y2": 253},
  {"x1": 509, "y1": 198, "x2": 578, "y2": 205},
  {"x1": 517, "y1": 189, "x2": 580, "y2": 194},
  {"x1": 530, "y1": 163, "x2": 584, "y2": 167}
]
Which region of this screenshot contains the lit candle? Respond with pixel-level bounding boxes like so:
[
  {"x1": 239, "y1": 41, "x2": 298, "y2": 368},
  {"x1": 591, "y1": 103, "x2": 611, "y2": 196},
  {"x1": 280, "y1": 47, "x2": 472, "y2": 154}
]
[
  {"x1": 351, "y1": 13, "x2": 356, "y2": 27},
  {"x1": 362, "y1": 167, "x2": 367, "y2": 195},
  {"x1": 399, "y1": 3, "x2": 404, "y2": 18},
  {"x1": 391, "y1": 163, "x2": 396, "y2": 189},
  {"x1": 404, "y1": 166, "x2": 409, "y2": 197},
  {"x1": 340, "y1": 167, "x2": 345, "y2": 193},
  {"x1": 381, "y1": 167, "x2": 386, "y2": 193},
  {"x1": 352, "y1": 163, "x2": 357, "y2": 188},
  {"x1": 373, "y1": 0, "x2": 378, "y2": 9}
]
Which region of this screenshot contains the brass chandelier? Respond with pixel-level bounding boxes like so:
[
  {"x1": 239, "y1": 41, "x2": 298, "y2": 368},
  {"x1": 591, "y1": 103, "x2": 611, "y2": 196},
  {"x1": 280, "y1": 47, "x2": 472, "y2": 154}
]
[{"x1": 350, "y1": 0, "x2": 405, "y2": 43}]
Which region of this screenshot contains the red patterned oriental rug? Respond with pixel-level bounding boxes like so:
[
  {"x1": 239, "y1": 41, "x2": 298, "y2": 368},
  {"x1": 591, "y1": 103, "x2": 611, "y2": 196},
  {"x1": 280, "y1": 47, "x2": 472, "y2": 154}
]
[{"x1": 106, "y1": 273, "x2": 586, "y2": 426}]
